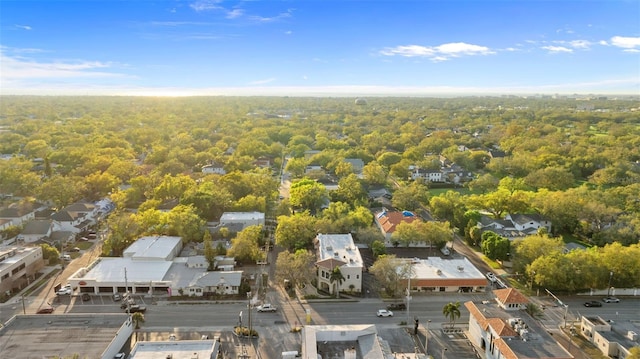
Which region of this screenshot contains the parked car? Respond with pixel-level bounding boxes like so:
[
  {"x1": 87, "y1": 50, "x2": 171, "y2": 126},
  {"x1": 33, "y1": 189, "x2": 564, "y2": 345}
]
[
  {"x1": 79, "y1": 237, "x2": 89, "y2": 241},
  {"x1": 60, "y1": 254, "x2": 71, "y2": 261},
  {"x1": 57, "y1": 286, "x2": 72, "y2": 296},
  {"x1": 486, "y1": 272, "x2": 497, "y2": 282},
  {"x1": 387, "y1": 303, "x2": 407, "y2": 311},
  {"x1": 256, "y1": 303, "x2": 277, "y2": 312},
  {"x1": 68, "y1": 247, "x2": 81, "y2": 252},
  {"x1": 81, "y1": 293, "x2": 91, "y2": 301},
  {"x1": 376, "y1": 309, "x2": 394, "y2": 317},
  {"x1": 112, "y1": 293, "x2": 122, "y2": 301},
  {"x1": 128, "y1": 304, "x2": 146, "y2": 313},
  {"x1": 37, "y1": 306, "x2": 54, "y2": 314},
  {"x1": 602, "y1": 297, "x2": 620, "y2": 303},
  {"x1": 584, "y1": 301, "x2": 603, "y2": 307}
]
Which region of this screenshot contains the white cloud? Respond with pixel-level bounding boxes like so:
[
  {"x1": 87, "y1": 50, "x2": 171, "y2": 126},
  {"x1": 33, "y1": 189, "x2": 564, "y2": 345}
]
[
  {"x1": 285, "y1": 30, "x2": 292, "y2": 35},
  {"x1": 380, "y1": 42, "x2": 493, "y2": 61},
  {"x1": 610, "y1": 36, "x2": 640, "y2": 49},
  {"x1": 249, "y1": 9, "x2": 293, "y2": 23},
  {"x1": 0, "y1": 48, "x2": 125, "y2": 84},
  {"x1": 568, "y1": 40, "x2": 591, "y2": 49},
  {"x1": 435, "y1": 42, "x2": 493, "y2": 56},
  {"x1": 189, "y1": 0, "x2": 223, "y2": 12},
  {"x1": 542, "y1": 46, "x2": 573, "y2": 53},
  {"x1": 15, "y1": 25, "x2": 32, "y2": 30},
  {"x1": 226, "y1": 9, "x2": 244, "y2": 19}
]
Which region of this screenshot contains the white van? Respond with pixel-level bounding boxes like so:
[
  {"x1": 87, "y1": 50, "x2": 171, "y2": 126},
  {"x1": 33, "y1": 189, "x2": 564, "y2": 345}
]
[{"x1": 61, "y1": 254, "x2": 71, "y2": 261}]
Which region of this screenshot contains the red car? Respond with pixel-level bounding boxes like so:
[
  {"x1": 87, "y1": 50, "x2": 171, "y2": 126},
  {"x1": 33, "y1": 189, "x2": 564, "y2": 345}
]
[{"x1": 37, "y1": 306, "x2": 54, "y2": 314}]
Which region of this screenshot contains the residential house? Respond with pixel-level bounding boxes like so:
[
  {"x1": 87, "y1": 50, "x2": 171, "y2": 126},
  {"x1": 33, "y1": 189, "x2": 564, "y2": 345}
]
[
  {"x1": 477, "y1": 214, "x2": 552, "y2": 239},
  {"x1": 186, "y1": 271, "x2": 243, "y2": 296},
  {"x1": 202, "y1": 163, "x2": 226, "y2": 175},
  {"x1": 0, "y1": 203, "x2": 38, "y2": 227},
  {"x1": 315, "y1": 233, "x2": 363, "y2": 295},
  {"x1": 374, "y1": 209, "x2": 422, "y2": 245},
  {"x1": 51, "y1": 202, "x2": 100, "y2": 234},
  {"x1": 219, "y1": 212, "x2": 265, "y2": 231},
  {"x1": 344, "y1": 158, "x2": 365, "y2": 175},
  {"x1": 18, "y1": 219, "x2": 53, "y2": 243},
  {"x1": 411, "y1": 168, "x2": 443, "y2": 182}
]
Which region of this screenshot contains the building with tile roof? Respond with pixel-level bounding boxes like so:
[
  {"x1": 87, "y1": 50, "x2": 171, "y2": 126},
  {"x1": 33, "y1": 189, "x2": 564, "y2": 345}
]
[
  {"x1": 373, "y1": 209, "x2": 422, "y2": 244},
  {"x1": 465, "y1": 294, "x2": 573, "y2": 359},
  {"x1": 493, "y1": 288, "x2": 530, "y2": 311}
]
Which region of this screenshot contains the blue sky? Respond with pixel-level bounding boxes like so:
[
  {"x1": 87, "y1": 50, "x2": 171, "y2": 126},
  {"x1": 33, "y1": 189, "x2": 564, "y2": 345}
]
[{"x1": 1, "y1": 0, "x2": 639, "y2": 96}]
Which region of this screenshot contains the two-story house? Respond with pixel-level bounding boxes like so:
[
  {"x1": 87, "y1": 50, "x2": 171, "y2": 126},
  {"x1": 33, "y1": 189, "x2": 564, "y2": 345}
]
[{"x1": 315, "y1": 233, "x2": 363, "y2": 296}]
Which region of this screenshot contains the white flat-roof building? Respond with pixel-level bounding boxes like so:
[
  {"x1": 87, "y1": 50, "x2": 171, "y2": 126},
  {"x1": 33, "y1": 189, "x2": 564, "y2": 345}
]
[
  {"x1": 400, "y1": 257, "x2": 487, "y2": 293},
  {"x1": 0, "y1": 246, "x2": 44, "y2": 294},
  {"x1": 129, "y1": 339, "x2": 220, "y2": 359},
  {"x1": 123, "y1": 235, "x2": 183, "y2": 261},
  {"x1": 0, "y1": 314, "x2": 132, "y2": 359},
  {"x1": 315, "y1": 233, "x2": 363, "y2": 295},
  {"x1": 219, "y1": 211, "x2": 265, "y2": 230},
  {"x1": 69, "y1": 236, "x2": 183, "y2": 295}
]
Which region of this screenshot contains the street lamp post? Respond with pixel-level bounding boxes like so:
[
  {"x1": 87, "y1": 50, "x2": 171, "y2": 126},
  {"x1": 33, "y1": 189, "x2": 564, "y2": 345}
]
[
  {"x1": 607, "y1": 271, "x2": 613, "y2": 297},
  {"x1": 441, "y1": 347, "x2": 447, "y2": 359},
  {"x1": 247, "y1": 291, "x2": 252, "y2": 338}
]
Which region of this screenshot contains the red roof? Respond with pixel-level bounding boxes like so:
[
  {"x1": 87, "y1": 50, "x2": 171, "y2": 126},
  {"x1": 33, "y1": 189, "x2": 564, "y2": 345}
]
[
  {"x1": 376, "y1": 210, "x2": 421, "y2": 234},
  {"x1": 494, "y1": 288, "x2": 529, "y2": 305}
]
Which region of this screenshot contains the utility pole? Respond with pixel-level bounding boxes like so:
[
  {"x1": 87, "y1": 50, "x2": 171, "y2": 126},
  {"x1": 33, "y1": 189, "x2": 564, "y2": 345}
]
[
  {"x1": 425, "y1": 319, "x2": 431, "y2": 355},
  {"x1": 124, "y1": 267, "x2": 130, "y2": 316},
  {"x1": 607, "y1": 271, "x2": 613, "y2": 297},
  {"x1": 406, "y1": 260, "x2": 412, "y2": 325}
]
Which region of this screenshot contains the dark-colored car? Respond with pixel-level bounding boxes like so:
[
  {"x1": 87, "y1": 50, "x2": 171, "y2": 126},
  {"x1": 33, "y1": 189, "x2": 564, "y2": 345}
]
[
  {"x1": 81, "y1": 293, "x2": 91, "y2": 301},
  {"x1": 584, "y1": 300, "x2": 602, "y2": 307},
  {"x1": 387, "y1": 303, "x2": 407, "y2": 311},
  {"x1": 128, "y1": 304, "x2": 147, "y2": 313},
  {"x1": 37, "y1": 306, "x2": 54, "y2": 314}
]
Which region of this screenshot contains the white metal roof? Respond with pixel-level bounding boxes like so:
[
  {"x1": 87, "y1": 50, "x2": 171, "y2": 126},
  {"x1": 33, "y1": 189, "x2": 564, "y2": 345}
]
[
  {"x1": 81, "y1": 257, "x2": 173, "y2": 283},
  {"x1": 220, "y1": 211, "x2": 265, "y2": 221},
  {"x1": 408, "y1": 257, "x2": 485, "y2": 280},
  {"x1": 123, "y1": 235, "x2": 181, "y2": 260}
]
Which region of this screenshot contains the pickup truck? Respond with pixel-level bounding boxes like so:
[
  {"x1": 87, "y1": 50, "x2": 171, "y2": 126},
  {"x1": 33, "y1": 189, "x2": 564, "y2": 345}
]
[{"x1": 256, "y1": 303, "x2": 277, "y2": 312}]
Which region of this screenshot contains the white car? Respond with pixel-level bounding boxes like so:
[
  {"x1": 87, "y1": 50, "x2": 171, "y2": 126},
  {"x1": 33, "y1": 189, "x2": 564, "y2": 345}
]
[
  {"x1": 56, "y1": 286, "x2": 72, "y2": 296},
  {"x1": 257, "y1": 303, "x2": 277, "y2": 312},
  {"x1": 486, "y1": 272, "x2": 497, "y2": 282},
  {"x1": 602, "y1": 297, "x2": 620, "y2": 303},
  {"x1": 377, "y1": 309, "x2": 394, "y2": 317}
]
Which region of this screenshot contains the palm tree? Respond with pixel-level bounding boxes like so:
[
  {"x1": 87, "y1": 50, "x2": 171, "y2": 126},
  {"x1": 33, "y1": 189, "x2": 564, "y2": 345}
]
[
  {"x1": 442, "y1": 301, "x2": 461, "y2": 329},
  {"x1": 329, "y1": 267, "x2": 345, "y2": 299},
  {"x1": 132, "y1": 312, "x2": 145, "y2": 341},
  {"x1": 132, "y1": 312, "x2": 145, "y2": 329}
]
